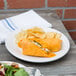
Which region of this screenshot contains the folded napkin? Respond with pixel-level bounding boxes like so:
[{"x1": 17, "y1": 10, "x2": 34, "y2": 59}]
[{"x1": 0, "y1": 10, "x2": 52, "y2": 44}]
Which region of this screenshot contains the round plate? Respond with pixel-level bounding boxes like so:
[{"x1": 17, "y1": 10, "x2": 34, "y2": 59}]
[
  {"x1": 5, "y1": 27, "x2": 70, "y2": 63},
  {"x1": 0, "y1": 61, "x2": 43, "y2": 76}
]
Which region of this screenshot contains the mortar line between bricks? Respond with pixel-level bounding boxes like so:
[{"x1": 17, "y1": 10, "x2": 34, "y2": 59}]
[
  {"x1": 0, "y1": 7, "x2": 49, "y2": 11},
  {"x1": 0, "y1": 7, "x2": 76, "y2": 11},
  {"x1": 48, "y1": 7, "x2": 76, "y2": 9},
  {"x1": 0, "y1": 8, "x2": 58, "y2": 11},
  {"x1": 68, "y1": 30, "x2": 76, "y2": 32},
  {"x1": 4, "y1": 0, "x2": 7, "y2": 9},
  {"x1": 45, "y1": 0, "x2": 48, "y2": 8},
  {"x1": 62, "y1": 9, "x2": 65, "y2": 20},
  {"x1": 74, "y1": 40, "x2": 76, "y2": 42},
  {"x1": 62, "y1": 19, "x2": 76, "y2": 21}
]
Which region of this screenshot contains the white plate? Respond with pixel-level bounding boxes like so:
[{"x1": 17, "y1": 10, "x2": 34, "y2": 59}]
[
  {"x1": 0, "y1": 61, "x2": 43, "y2": 76},
  {"x1": 5, "y1": 27, "x2": 70, "y2": 63}
]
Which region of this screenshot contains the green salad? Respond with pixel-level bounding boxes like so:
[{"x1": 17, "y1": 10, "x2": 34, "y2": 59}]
[{"x1": 0, "y1": 63, "x2": 29, "y2": 76}]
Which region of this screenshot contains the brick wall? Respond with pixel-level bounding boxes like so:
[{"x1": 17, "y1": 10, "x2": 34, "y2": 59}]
[{"x1": 0, "y1": 0, "x2": 76, "y2": 43}]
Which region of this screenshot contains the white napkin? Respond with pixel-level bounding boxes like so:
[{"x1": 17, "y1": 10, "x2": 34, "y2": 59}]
[{"x1": 0, "y1": 10, "x2": 52, "y2": 44}]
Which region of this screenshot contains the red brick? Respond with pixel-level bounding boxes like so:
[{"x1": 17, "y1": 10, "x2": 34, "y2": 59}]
[
  {"x1": 7, "y1": 0, "x2": 45, "y2": 9},
  {"x1": 67, "y1": 0, "x2": 76, "y2": 7},
  {"x1": 69, "y1": 31, "x2": 76, "y2": 40},
  {"x1": 48, "y1": 0, "x2": 67, "y2": 7},
  {"x1": 64, "y1": 9, "x2": 76, "y2": 19},
  {"x1": 63, "y1": 21, "x2": 76, "y2": 30},
  {"x1": 0, "y1": 0, "x2": 4, "y2": 9},
  {"x1": 56, "y1": 9, "x2": 63, "y2": 18}
]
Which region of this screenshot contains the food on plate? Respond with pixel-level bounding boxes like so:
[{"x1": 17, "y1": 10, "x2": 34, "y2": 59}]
[
  {"x1": 0, "y1": 62, "x2": 29, "y2": 76},
  {"x1": 16, "y1": 27, "x2": 62, "y2": 57},
  {"x1": 18, "y1": 39, "x2": 56, "y2": 57}
]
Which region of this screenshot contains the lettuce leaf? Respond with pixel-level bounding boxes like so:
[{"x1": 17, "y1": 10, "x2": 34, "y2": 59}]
[
  {"x1": 4, "y1": 64, "x2": 29, "y2": 76},
  {"x1": 14, "y1": 68, "x2": 29, "y2": 76}
]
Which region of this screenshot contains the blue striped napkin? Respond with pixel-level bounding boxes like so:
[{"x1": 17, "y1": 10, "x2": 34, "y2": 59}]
[{"x1": 0, "y1": 10, "x2": 52, "y2": 44}]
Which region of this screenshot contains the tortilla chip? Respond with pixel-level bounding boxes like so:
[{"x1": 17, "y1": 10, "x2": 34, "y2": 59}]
[
  {"x1": 56, "y1": 33, "x2": 61, "y2": 38},
  {"x1": 26, "y1": 27, "x2": 44, "y2": 34},
  {"x1": 45, "y1": 32, "x2": 55, "y2": 38}
]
